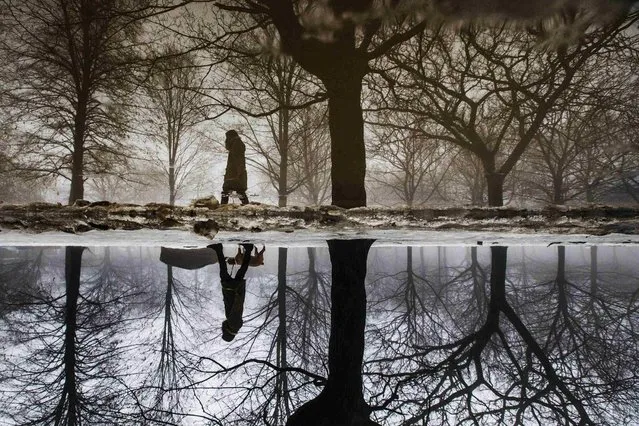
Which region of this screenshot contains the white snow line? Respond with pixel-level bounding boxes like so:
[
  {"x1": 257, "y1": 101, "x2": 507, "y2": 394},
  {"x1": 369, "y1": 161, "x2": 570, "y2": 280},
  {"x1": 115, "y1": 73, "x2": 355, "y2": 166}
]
[{"x1": 1, "y1": 229, "x2": 639, "y2": 247}]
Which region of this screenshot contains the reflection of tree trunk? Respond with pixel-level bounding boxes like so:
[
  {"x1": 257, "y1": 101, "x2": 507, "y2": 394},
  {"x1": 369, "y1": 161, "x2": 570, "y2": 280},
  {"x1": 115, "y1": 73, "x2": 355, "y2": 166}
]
[
  {"x1": 405, "y1": 247, "x2": 416, "y2": 335},
  {"x1": 484, "y1": 246, "x2": 506, "y2": 336},
  {"x1": 590, "y1": 246, "x2": 598, "y2": 300},
  {"x1": 555, "y1": 246, "x2": 568, "y2": 314},
  {"x1": 56, "y1": 246, "x2": 84, "y2": 425},
  {"x1": 300, "y1": 247, "x2": 321, "y2": 365},
  {"x1": 470, "y1": 247, "x2": 486, "y2": 317},
  {"x1": 287, "y1": 239, "x2": 379, "y2": 426},
  {"x1": 587, "y1": 246, "x2": 599, "y2": 322},
  {"x1": 158, "y1": 265, "x2": 176, "y2": 397},
  {"x1": 275, "y1": 247, "x2": 290, "y2": 419}
]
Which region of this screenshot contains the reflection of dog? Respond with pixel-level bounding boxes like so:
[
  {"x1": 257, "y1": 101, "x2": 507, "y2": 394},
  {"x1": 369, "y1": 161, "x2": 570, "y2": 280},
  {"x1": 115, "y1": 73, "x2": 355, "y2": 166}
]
[{"x1": 227, "y1": 245, "x2": 265, "y2": 267}]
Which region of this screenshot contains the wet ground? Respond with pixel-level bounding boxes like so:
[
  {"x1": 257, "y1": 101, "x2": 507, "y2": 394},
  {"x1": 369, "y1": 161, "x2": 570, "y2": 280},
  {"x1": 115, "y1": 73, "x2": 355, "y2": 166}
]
[{"x1": 1, "y1": 240, "x2": 638, "y2": 424}]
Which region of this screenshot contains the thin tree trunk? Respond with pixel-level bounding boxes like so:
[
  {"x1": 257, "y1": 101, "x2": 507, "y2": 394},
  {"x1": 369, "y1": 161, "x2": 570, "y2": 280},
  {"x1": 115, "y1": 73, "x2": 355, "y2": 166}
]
[
  {"x1": 68, "y1": 106, "x2": 87, "y2": 204},
  {"x1": 553, "y1": 176, "x2": 565, "y2": 205},
  {"x1": 169, "y1": 163, "x2": 176, "y2": 206},
  {"x1": 585, "y1": 185, "x2": 595, "y2": 203},
  {"x1": 279, "y1": 109, "x2": 289, "y2": 207}
]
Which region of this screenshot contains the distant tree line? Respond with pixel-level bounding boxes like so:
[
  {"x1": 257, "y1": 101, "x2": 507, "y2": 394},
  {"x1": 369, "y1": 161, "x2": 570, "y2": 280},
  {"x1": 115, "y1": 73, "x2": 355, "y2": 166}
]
[{"x1": 0, "y1": 0, "x2": 637, "y2": 208}]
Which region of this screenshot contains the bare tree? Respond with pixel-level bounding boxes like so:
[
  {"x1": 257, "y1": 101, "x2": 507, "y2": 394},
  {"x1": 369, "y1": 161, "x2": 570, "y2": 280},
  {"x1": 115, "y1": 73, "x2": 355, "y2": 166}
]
[
  {"x1": 199, "y1": 18, "x2": 327, "y2": 207},
  {"x1": 522, "y1": 105, "x2": 623, "y2": 204},
  {"x1": 0, "y1": 0, "x2": 195, "y2": 204},
  {"x1": 370, "y1": 11, "x2": 638, "y2": 206},
  {"x1": 203, "y1": 1, "x2": 632, "y2": 208},
  {"x1": 367, "y1": 114, "x2": 454, "y2": 207},
  {"x1": 288, "y1": 105, "x2": 332, "y2": 206},
  {"x1": 143, "y1": 45, "x2": 209, "y2": 205},
  {"x1": 206, "y1": 2, "x2": 430, "y2": 208},
  {"x1": 518, "y1": 31, "x2": 639, "y2": 206}
]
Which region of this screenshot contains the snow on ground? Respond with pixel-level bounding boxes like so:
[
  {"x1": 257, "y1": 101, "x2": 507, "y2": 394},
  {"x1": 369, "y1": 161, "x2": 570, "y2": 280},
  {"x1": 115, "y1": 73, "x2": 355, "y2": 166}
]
[{"x1": 1, "y1": 228, "x2": 639, "y2": 247}]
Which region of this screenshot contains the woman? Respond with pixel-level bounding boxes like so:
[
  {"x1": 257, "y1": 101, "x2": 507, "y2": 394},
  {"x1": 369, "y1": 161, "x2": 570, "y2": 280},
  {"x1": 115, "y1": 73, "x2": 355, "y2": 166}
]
[{"x1": 221, "y1": 129, "x2": 249, "y2": 205}]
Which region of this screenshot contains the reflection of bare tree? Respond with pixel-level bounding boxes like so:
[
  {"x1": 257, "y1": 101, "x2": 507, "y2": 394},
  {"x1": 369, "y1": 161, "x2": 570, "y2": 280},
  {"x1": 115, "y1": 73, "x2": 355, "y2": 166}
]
[
  {"x1": 288, "y1": 239, "x2": 380, "y2": 426},
  {"x1": 137, "y1": 248, "x2": 220, "y2": 423},
  {"x1": 194, "y1": 246, "x2": 329, "y2": 425},
  {"x1": 288, "y1": 247, "x2": 331, "y2": 369},
  {"x1": 0, "y1": 247, "x2": 46, "y2": 315},
  {"x1": 538, "y1": 246, "x2": 639, "y2": 424},
  {"x1": 193, "y1": 242, "x2": 379, "y2": 425},
  {"x1": 367, "y1": 246, "x2": 639, "y2": 425},
  {"x1": 141, "y1": 264, "x2": 191, "y2": 423},
  {"x1": 4, "y1": 244, "x2": 637, "y2": 424},
  {"x1": 0, "y1": 247, "x2": 132, "y2": 424},
  {"x1": 368, "y1": 246, "x2": 489, "y2": 351}
]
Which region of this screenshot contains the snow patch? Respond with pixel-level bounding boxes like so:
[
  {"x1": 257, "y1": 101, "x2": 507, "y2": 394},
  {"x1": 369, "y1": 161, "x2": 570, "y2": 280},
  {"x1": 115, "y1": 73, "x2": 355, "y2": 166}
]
[{"x1": 1, "y1": 229, "x2": 639, "y2": 247}]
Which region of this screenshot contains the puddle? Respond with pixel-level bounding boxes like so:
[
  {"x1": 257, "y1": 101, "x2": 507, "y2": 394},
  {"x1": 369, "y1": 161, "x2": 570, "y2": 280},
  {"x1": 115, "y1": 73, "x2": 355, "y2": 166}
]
[{"x1": 1, "y1": 242, "x2": 638, "y2": 424}]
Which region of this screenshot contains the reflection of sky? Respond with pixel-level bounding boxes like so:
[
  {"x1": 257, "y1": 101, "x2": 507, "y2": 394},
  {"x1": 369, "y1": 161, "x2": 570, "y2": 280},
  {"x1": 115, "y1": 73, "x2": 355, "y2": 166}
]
[{"x1": 1, "y1": 244, "x2": 638, "y2": 424}]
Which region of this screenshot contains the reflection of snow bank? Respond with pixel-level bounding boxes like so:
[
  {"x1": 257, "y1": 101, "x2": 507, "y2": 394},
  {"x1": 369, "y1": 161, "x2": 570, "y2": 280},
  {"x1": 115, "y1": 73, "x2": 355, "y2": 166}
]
[{"x1": 1, "y1": 229, "x2": 638, "y2": 247}]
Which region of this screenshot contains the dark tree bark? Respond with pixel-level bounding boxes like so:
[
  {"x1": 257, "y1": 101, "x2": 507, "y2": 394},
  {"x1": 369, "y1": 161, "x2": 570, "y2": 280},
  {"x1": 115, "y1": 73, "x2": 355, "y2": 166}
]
[
  {"x1": 279, "y1": 110, "x2": 290, "y2": 207},
  {"x1": 486, "y1": 173, "x2": 505, "y2": 207},
  {"x1": 69, "y1": 104, "x2": 87, "y2": 203},
  {"x1": 286, "y1": 239, "x2": 379, "y2": 426},
  {"x1": 275, "y1": 247, "x2": 291, "y2": 418},
  {"x1": 169, "y1": 164, "x2": 176, "y2": 206},
  {"x1": 324, "y1": 70, "x2": 367, "y2": 208}
]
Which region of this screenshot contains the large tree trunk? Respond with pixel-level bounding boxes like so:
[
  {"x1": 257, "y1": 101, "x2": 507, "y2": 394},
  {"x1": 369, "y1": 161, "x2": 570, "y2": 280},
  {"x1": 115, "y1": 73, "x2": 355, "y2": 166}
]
[
  {"x1": 486, "y1": 173, "x2": 505, "y2": 207},
  {"x1": 287, "y1": 239, "x2": 379, "y2": 426},
  {"x1": 324, "y1": 74, "x2": 367, "y2": 208}
]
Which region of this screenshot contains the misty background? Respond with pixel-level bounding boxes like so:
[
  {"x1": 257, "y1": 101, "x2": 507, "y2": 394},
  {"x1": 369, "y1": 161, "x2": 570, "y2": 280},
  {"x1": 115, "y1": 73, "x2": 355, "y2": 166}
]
[{"x1": 0, "y1": 0, "x2": 637, "y2": 208}]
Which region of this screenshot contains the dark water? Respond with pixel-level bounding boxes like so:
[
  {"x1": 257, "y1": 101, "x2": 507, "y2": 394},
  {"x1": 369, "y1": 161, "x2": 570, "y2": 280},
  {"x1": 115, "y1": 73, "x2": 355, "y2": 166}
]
[{"x1": 0, "y1": 242, "x2": 638, "y2": 425}]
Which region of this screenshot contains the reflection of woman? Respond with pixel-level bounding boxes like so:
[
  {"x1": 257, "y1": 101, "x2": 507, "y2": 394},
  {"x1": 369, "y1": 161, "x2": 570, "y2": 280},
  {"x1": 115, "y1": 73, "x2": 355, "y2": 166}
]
[
  {"x1": 160, "y1": 244, "x2": 261, "y2": 342},
  {"x1": 209, "y1": 243, "x2": 254, "y2": 342}
]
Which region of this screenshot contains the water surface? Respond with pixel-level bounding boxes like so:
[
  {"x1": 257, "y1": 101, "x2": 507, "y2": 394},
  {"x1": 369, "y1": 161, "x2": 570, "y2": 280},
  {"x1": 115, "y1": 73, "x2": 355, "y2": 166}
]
[{"x1": 1, "y1": 242, "x2": 638, "y2": 425}]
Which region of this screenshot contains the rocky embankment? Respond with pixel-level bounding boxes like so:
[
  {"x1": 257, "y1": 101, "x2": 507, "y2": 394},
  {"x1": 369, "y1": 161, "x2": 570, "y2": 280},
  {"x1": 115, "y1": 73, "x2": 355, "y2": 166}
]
[{"x1": 1, "y1": 200, "x2": 639, "y2": 236}]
